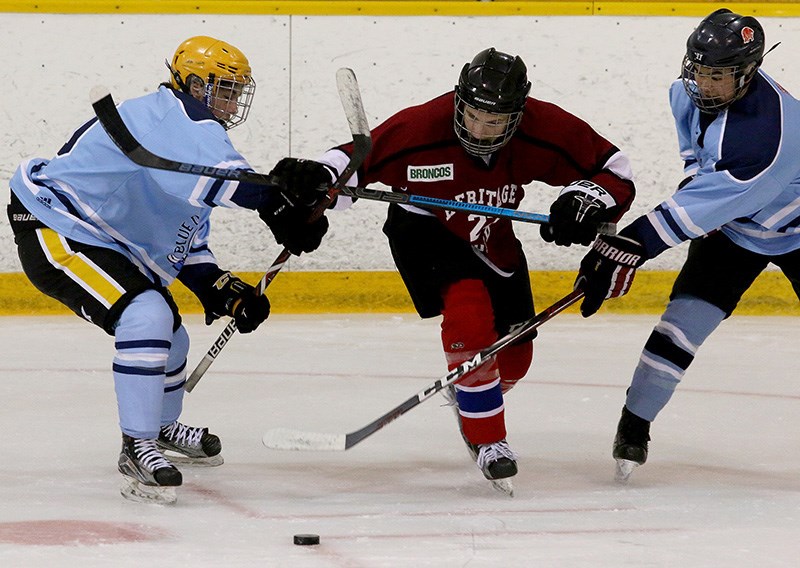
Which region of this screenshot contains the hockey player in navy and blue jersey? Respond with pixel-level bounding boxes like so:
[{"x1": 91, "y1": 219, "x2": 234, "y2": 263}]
[
  {"x1": 6, "y1": 36, "x2": 333, "y2": 503},
  {"x1": 575, "y1": 9, "x2": 798, "y2": 482},
  {"x1": 319, "y1": 48, "x2": 635, "y2": 494}
]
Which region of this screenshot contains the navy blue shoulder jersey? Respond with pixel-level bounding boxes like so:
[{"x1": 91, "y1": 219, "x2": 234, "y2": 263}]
[{"x1": 629, "y1": 71, "x2": 800, "y2": 258}]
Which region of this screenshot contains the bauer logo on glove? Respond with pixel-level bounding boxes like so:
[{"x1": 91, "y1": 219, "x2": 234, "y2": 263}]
[{"x1": 541, "y1": 180, "x2": 618, "y2": 247}]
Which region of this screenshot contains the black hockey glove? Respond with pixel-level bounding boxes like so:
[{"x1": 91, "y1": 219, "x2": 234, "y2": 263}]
[
  {"x1": 200, "y1": 272, "x2": 270, "y2": 333},
  {"x1": 541, "y1": 180, "x2": 616, "y2": 247},
  {"x1": 574, "y1": 234, "x2": 646, "y2": 318},
  {"x1": 270, "y1": 157, "x2": 336, "y2": 208},
  {"x1": 258, "y1": 197, "x2": 329, "y2": 256}
]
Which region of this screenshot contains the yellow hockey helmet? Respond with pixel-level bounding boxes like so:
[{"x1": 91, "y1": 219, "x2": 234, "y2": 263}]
[{"x1": 167, "y1": 36, "x2": 256, "y2": 129}]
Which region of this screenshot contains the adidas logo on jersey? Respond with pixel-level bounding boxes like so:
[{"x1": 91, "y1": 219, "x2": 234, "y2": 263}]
[
  {"x1": 407, "y1": 164, "x2": 454, "y2": 182},
  {"x1": 36, "y1": 196, "x2": 52, "y2": 208}
]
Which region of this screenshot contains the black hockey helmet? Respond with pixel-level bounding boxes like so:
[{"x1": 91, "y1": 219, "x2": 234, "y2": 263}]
[
  {"x1": 681, "y1": 9, "x2": 765, "y2": 112},
  {"x1": 454, "y1": 48, "x2": 531, "y2": 155}
]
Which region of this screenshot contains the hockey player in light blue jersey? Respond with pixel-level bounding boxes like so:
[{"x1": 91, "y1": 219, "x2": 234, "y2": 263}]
[
  {"x1": 575, "y1": 9, "x2": 800, "y2": 482},
  {"x1": 7, "y1": 36, "x2": 334, "y2": 503}
]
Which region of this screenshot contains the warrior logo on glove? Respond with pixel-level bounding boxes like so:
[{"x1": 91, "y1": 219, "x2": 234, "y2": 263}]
[
  {"x1": 592, "y1": 238, "x2": 643, "y2": 266},
  {"x1": 575, "y1": 234, "x2": 646, "y2": 317}
]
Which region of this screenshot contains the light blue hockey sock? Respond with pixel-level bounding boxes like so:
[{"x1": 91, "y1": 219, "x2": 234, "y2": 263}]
[
  {"x1": 626, "y1": 295, "x2": 725, "y2": 421},
  {"x1": 161, "y1": 325, "x2": 189, "y2": 426},
  {"x1": 113, "y1": 290, "x2": 174, "y2": 439}
]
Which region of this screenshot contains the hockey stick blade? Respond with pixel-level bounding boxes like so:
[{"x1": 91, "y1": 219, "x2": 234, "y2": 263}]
[
  {"x1": 262, "y1": 289, "x2": 584, "y2": 451},
  {"x1": 184, "y1": 68, "x2": 372, "y2": 392}
]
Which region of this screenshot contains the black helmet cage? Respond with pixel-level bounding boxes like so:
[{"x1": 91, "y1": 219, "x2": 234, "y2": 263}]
[
  {"x1": 454, "y1": 48, "x2": 532, "y2": 156},
  {"x1": 681, "y1": 9, "x2": 765, "y2": 113}
]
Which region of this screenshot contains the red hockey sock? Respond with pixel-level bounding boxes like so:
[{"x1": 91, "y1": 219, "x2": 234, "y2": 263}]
[
  {"x1": 497, "y1": 340, "x2": 534, "y2": 394},
  {"x1": 441, "y1": 280, "x2": 505, "y2": 445}
]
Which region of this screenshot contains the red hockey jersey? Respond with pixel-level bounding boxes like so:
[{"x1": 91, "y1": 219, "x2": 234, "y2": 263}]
[{"x1": 336, "y1": 92, "x2": 634, "y2": 271}]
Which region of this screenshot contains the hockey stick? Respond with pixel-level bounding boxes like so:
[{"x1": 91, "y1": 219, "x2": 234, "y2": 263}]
[
  {"x1": 262, "y1": 288, "x2": 584, "y2": 452},
  {"x1": 89, "y1": 89, "x2": 613, "y2": 235},
  {"x1": 91, "y1": 69, "x2": 372, "y2": 392},
  {"x1": 336, "y1": 185, "x2": 616, "y2": 235}
]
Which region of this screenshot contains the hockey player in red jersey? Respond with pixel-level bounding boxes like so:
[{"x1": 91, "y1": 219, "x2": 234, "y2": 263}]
[{"x1": 315, "y1": 48, "x2": 635, "y2": 492}]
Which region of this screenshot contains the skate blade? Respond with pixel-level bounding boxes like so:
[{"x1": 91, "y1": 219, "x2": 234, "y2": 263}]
[
  {"x1": 614, "y1": 459, "x2": 639, "y2": 484},
  {"x1": 120, "y1": 478, "x2": 177, "y2": 505},
  {"x1": 162, "y1": 453, "x2": 224, "y2": 467},
  {"x1": 490, "y1": 478, "x2": 514, "y2": 497}
]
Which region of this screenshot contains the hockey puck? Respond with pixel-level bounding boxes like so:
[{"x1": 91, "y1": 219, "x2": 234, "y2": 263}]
[{"x1": 293, "y1": 534, "x2": 320, "y2": 546}]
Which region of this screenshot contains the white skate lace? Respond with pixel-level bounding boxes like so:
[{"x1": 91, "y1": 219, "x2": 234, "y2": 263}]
[
  {"x1": 134, "y1": 439, "x2": 174, "y2": 472},
  {"x1": 161, "y1": 421, "x2": 203, "y2": 448},
  {"x1": 476, "y1": 440, "x2": 517, "y2": 470}
]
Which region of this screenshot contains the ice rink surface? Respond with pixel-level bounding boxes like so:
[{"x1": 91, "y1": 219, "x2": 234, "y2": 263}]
[{"x1": 1, "y1": 312, "x2": 798, "y2": 567}]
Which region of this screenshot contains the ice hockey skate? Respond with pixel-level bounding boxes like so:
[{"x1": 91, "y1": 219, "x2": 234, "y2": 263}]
[
  {"x1": 156, "y1": 420, "x2": 223, "y2": 466},
  {"x1": 118, "y1": 434, "x2": 182, "y2": 504},
  {"x1": 613, "y1": 405, "x2": 650, "y2": 483},
  {"x1": 476, "y1": 440, "x2": 518, "y2": 496},
  {"x1": 442, "y1": 386, "x2": 516, "y2": 496}
]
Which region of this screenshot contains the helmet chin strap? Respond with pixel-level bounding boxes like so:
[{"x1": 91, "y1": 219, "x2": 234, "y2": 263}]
[
  {"x1": 203, "y1": 84, "x2": 214, "y2": 108},
  {"x1": 165, "y1": 60, "x2": 186, "y2": 91},
  {"x1": 202, "y1": 73, "x2": 217, "y2": 109}
]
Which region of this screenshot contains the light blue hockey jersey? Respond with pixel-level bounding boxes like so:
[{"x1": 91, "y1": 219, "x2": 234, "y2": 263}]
[
  {"x1": 626, "y1": 70, "x2": 800, "y2": 258},
  {"x1": 10, "y1": 86, "x2": 278, "y2": 286}
]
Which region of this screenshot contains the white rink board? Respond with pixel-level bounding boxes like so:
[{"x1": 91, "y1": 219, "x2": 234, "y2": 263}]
[
  {"x1": 2, "y1": 14, "x2": 800, "y2": 274},
  {"x1": 0, "y1": 313, "x2": 799, "y2": 566}
]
